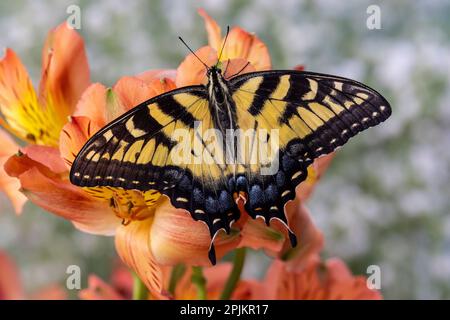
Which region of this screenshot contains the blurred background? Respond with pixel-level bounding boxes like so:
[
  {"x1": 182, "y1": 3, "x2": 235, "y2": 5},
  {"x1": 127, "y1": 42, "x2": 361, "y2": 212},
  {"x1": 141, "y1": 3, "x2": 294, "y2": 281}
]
[{"x1": 1, "y1": 0, "x2": 449, "y2": 299}]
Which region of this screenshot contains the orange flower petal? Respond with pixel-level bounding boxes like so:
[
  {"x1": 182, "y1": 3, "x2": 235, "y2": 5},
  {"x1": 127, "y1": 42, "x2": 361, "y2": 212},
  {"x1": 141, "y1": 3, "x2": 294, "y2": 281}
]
[
  {"x1": 29, "y1": 285, "x2": 67, "y2": 300},
  {"x1": 198, "y1": 9, "x2": 222, "y2": 51},
  {"x1": 231, "y1": 279, "x2": 261, "y2": 300},
  {"x1": 279, "y1": 201, "x2": 324, "y2": 266},
  {"x1": 0, "y1": 129, "x2": 27, "y2": 214},
  {"x1": 21, "y1": 145, "x2": 67, "y2": 174},
  {"x1": 238, "y1": 197, "x2": 320, "y2": 259},
  {"x1": 323, "y1": 258, "x2": 382, "y2": 300},
  {"x1": 72, "y1": 83, "x2": 108, "y2": 128},
  {"x1": 110, "y1": 262, "x2": 133, "y2": 299},
  {"x1": 198, "y1": 9, "x2": 270, "y2": 71},
  {"x1": 113, "y1": 76, "x2": 176, "y2": 112},
  {"x1": 176, "y1": 46, "x2": 218, "y2": 87},
  {"x1": 249, "y1": 259, "x2": 317, "y2": 299},
  {"x1": 39, "y1": 22, "x2": 90, "y2": 123},
  {"x1": 79, "y1": 275, "x2": 124, "y2": 300},
  {"x1": 221, "y1": 27, "x2": 271, "y2": 71},
  {"x1": 0, "y1": 251, "x2": 24, "y2": 300},
  {"x1": 239, "y1": 218, "x2": 285, "y2": 254},
  {"x1": 254, "y1": 258, "x2": 382, "y2": 300},
  {"x1": 150, "y1": 197, "x2": 240, "y2": 266},
  {"x1": 136, "y1": 69, "x2": 177, "y2": 83},
  {"x1": 115, "y1": 218, "x2": 168, "y2": 299},
  {"x1": 4, "y1": 150, "x2": 121, "y2": 235},
  {"x1": 202, "y1": 263, "x2": 233, "y2": 298},
  {"x1": 222, "y1": 58, "x2": 256, "y2": 79},
  {"x1": 22, "y1": 169, "x2": 119, "y2": 235},
  {"x1": 59, "y1": 116, "x2": 97, "y2": 167}
]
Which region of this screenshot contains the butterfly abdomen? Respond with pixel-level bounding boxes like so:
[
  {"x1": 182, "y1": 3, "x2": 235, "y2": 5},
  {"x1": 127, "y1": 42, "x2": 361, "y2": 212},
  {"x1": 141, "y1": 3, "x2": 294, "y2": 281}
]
[{"x1": 207, "y1": 67, "x2": 238, "y2": 134}]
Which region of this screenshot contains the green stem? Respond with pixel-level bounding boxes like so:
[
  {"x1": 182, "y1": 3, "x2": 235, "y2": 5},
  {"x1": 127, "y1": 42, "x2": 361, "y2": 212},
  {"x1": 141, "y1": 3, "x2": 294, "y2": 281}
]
[
  {"x1": 220, "y1": 247, "x2": 246, "y2": 300},
  {"x1": 132, "y1": 273, "x2": 148, "y2": 300},
  {"x1": 191, "y1": 266, "x2": 207, "y2": 300},
  {"x1": 168, "y1": 264, "x2": 186, "y2": 296}
]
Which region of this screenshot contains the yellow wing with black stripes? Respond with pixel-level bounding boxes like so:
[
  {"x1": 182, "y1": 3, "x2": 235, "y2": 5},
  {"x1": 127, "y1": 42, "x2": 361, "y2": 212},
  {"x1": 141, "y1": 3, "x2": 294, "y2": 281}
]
[
  {"x1": 69, "y1": 86, "x2": 242, "y2": 263},
  {"x1": 70, "y1": 69, "x2": 391, "y2": 265},
  {"x1": 227, "y1": 70, "x2": 391, "y2": 232}
]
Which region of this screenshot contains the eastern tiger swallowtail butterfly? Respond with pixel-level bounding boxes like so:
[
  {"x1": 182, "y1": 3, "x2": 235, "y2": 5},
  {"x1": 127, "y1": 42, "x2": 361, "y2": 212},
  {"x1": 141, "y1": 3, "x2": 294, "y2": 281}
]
[{"x1": 70, "y1": 40, "x2": 391, "y2": 264}]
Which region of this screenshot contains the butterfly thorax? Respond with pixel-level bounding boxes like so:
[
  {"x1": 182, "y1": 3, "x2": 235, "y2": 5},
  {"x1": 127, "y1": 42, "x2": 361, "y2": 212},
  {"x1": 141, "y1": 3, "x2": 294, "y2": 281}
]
[{"x1": 206, "y1": 66, "x2": 238, "y2": 134}]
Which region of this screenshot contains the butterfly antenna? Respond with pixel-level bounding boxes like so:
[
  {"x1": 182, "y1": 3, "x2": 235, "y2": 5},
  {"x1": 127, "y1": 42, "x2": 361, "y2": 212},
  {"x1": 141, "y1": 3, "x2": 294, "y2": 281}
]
[
  {"x1": 216, "y1": 26, "x2": 230, "y2": 67},
  {"x1": 178, "y1": 36, "x2": 209, "y2": 69}
]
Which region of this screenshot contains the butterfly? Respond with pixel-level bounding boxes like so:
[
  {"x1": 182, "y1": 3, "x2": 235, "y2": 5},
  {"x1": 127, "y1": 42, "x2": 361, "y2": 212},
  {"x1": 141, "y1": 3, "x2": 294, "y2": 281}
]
[{"x1": 70, "y1": 40, "x2": 391, "y2": 264}]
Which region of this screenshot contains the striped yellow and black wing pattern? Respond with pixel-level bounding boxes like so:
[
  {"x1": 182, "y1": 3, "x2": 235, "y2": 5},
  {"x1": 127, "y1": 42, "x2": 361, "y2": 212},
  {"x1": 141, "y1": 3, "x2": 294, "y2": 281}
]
[
  {"x1": 228, "y1": 70, "x2": 391, "y2": 232},
  {"x1": 69, "y1": 86, "x2": 242, "y2": 262},
  {"x1": 70, "y1": 69, "x2": 391, "y2": 264}
]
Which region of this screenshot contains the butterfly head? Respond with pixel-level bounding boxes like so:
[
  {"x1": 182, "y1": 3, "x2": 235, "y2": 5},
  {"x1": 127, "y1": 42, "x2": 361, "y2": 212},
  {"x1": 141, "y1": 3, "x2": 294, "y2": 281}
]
[{"x1": 207, "y1": 65, "x2": 222, "y2": 77}]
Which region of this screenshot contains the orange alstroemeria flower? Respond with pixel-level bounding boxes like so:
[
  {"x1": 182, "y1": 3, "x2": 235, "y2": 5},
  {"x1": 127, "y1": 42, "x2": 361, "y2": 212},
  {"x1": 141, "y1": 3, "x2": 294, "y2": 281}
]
[
  {"x1": 0, "y1": 250, "x2": 66, "y2": 300},
  {"x1": 0, "y1": 22, "x2": 90, "y2": 213},
  {"x1": 239, "y1": 257, "x2": 382, "y2": 300},
  {"x1": 0, "y1": 22, "x2": 89, "y2": 146},
  {"x1": 232, "y1": 226, "x2": 381, "y2": 301},
  {"x1": 79, "y1": 214, "x2": 378, "y2": 301},
  {"x1": 4, "y1": 73, "x2": 240, "y2": 299},
  {"x1": 4, "y1": 11, "x2": 335, "y2": 299}
]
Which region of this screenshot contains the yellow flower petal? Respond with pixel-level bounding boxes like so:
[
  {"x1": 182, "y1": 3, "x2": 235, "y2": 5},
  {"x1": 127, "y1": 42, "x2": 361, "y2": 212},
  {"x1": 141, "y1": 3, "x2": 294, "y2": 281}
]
[{"x1": 0, "y1": 48, "x2": 45, "y2": 144}]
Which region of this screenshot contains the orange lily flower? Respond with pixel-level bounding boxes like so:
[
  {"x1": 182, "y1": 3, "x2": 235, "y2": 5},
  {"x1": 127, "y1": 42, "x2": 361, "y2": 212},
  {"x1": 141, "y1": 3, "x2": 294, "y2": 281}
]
[
  {"x1": 0, "y1": 22, "x2": 89, "y2": 213},
  {"x1": 3, "y1": 11, "x2": 335, "y2": 299},
  {"x1": 0, "y1": 250, "x2": 66, "y2": 300}
]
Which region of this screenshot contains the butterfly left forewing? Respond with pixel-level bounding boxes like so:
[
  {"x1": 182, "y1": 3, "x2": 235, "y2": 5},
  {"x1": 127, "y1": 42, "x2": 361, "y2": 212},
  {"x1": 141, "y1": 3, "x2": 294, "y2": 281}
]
[{"x1": 71, "y1": 88, "x2": 205, "y2": 189}]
